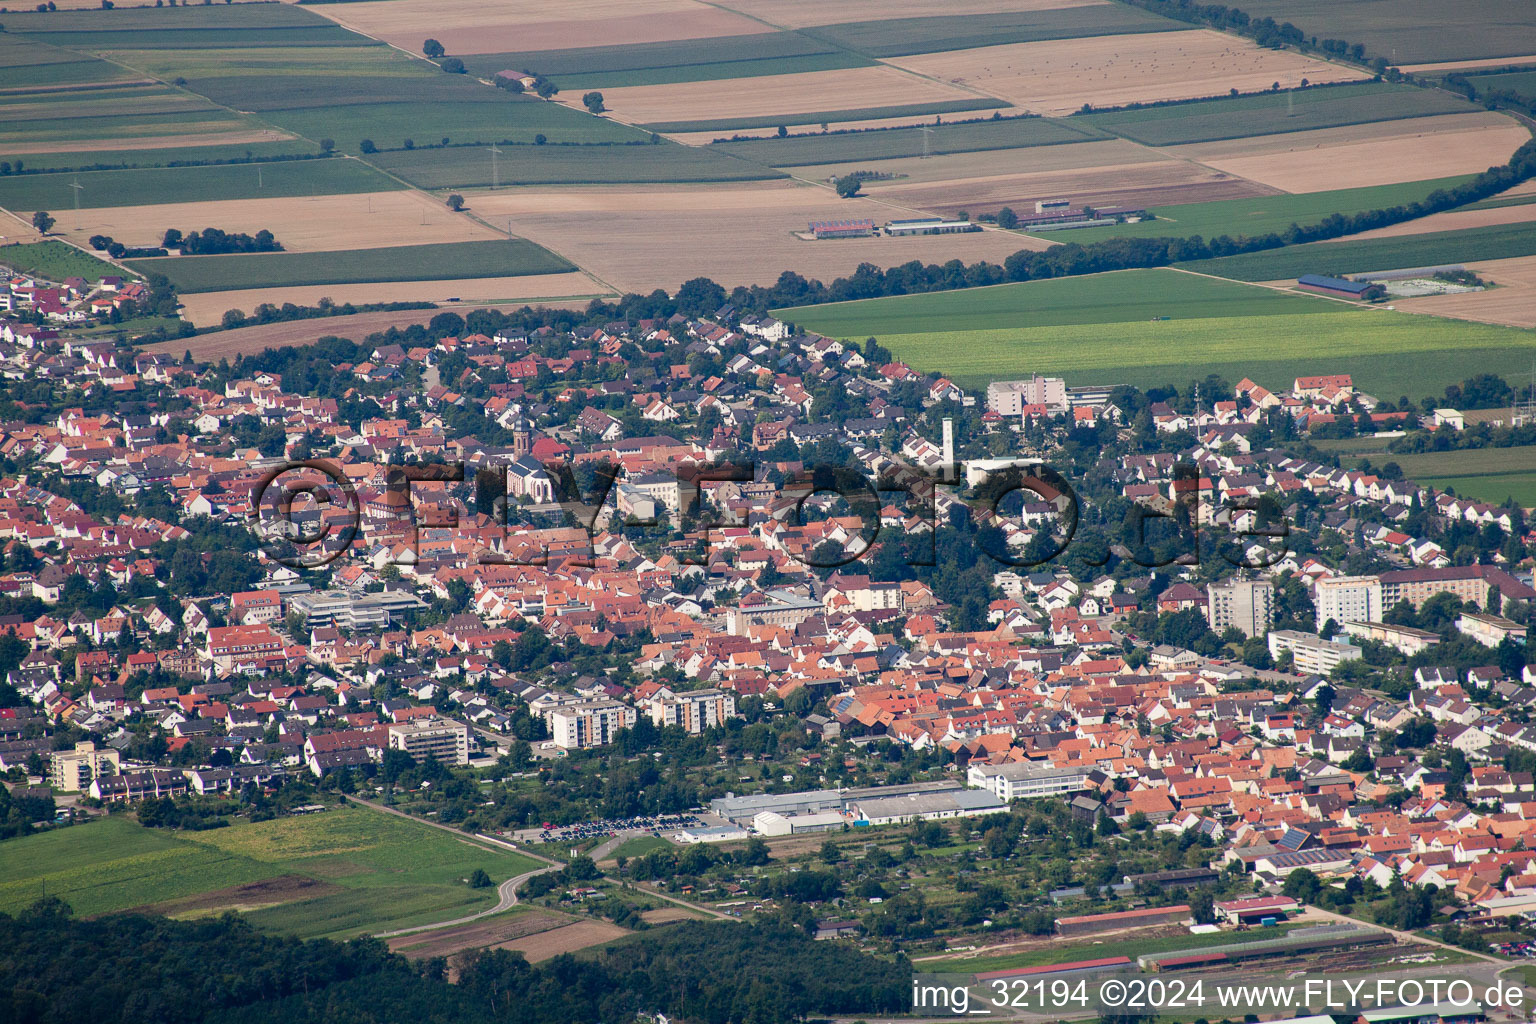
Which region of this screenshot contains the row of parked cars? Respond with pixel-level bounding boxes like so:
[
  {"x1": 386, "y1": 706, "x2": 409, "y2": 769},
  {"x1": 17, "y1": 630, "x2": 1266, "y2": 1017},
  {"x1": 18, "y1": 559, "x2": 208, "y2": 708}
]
[{"x1": 535, "y1": 814, "x2": 702, "y2": 843}]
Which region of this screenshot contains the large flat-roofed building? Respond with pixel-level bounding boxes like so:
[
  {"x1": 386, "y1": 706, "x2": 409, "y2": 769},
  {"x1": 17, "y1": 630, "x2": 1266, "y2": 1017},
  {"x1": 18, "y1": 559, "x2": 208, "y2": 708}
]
[
  {"x1": 884, "y1": 218, "x2": 980, "y2": 236},
  {"x1": 848, "y1": 788, "x2": 1007, "y2": 825},
  {"x1": 966, "y1": 762, "x2": 1091, "y2": 802},
  {"x1": 1456, "y1": 611, "x2": 1527, "y2": 648},
  {"x1": 1314, "y1": 575, "x2": 1382, "y2": 630},
  {"x1": 1207, "y1": 577, "x2": 1273, "y2": 638},
  {"x1": 548, "y1": 699, "x2": 636, "y2": 749},
  {"x1": 1269, "y1": 629, "x2": 1362, "y2": 675},
  {"x1": 387, "y1": 717, "x2": 470, "y2": 765},
  {"x1": 711, "y1": 781, "x2": 965, "y2": 825},
  {"x1": 288, "y1": 588, "x2": 427, "y2": 631},
  {"x1": 808, "y1": 218, "x2": 874, "y2": 239},
  {"x1": 987, "y1": 376, "x2": 1068, "y2": 416},
  {"x1": 724, "y1": 587, "x2": 823, "y2": 635},
  {"x1": 754, "y1": 809, "x2": 846, "y2": 836},
  {"x1": 1344, "y1": 620, "x2": 1441, "y2": 655}
]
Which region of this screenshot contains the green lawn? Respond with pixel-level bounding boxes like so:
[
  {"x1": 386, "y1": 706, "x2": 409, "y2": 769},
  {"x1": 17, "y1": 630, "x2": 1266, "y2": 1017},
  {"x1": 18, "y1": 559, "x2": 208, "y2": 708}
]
[
  {"x1": 125, "y1": 239, "x2": 575, "y2": 292},
  {"x1": 0, "y1": 159, "x2": 400, "y2": 211},
  {"x1": 0, "y1": 240, "x2": 126, "y2": 283},
  {"x1": 778, "y1": 267, "x2": 1342, "y2": 336},
  {"x1": 0, "y1": 806, "x2": 541, "y2": 940},
  {"x1": 1030, "y1": 176, "x2": 1477, "y2": 244},
  {"x1": 1176, "y1": 222, "x2": 1536, "y2": 281},
  {"x1": 605, "y1": 836, "x2": 673, "y2": 861}
]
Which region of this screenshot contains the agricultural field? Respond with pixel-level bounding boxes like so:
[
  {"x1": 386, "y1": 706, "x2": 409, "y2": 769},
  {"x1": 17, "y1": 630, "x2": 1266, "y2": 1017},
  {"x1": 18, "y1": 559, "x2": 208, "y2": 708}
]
[
  {"x1": 1176, "y1": 222, "x2": 1536, "y2": 282},
  {"x1": 1078, "y1": 81, "x2": 1476, "y2": 146},
  {"x1": 778, "y1": 274, "x2": 1536, "y2": 399},
  {"x1": 368, "y1": 142, "x2": 784, "y2": 188},
  {"x1": 778, "y1": 267, "x2": 1342, "y2": 336},
  {"x1": 125, "y1": 239, "x2": 576, "y2": 293},
  {"x1": 1230, "y1": 0, "x2": 1536, "y2": 65},
  {"x1": 463, "y1": 180, "x2": 1036, "y2": 293},
  {"x1": 886, "y1": 29, "x2": 1366, "y2": 117},
  {"x1": 0, "y1": 807, "x2": 539, "y2": 940},
  {"x1": 710, "y1": 114, "x2": 1101, "y2": 166},
  {"x1": 798, "y1": 6, "x2": 1184, "y2": 57},
  {"x1": 640, "y1": 100, "x2": 1009, "y2": 135},
  {"x1": 1170, "y1": 111, "x2": 1533, "y2": 192},
  {"x1": 1356, "y1": 446, "x2": 1536, "y2": 506},
  {"x1": 1390, "y1": 254, "x2": 1536, "y2": 329},
  {"x1": 0, "y1": 159, "x2": 402, "y2": 211},
  {"x1": 0, "y1": 3, "x2": 373, "y2": 50},
  {"x1": 1036, "y1": 175, "x2": 1478, "y2": 243},
  {"x1": 0, "y1": 240, "x2": 125, "y2": 283}
]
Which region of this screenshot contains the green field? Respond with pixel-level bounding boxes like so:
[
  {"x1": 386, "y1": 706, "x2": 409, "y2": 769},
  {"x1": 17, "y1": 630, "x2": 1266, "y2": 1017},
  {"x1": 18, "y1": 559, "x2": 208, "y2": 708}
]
[
  {"x1": 1464, "y1": 68, "x2": 1536, "y2": 100},
  {"x1": 779, "y1": 268, "x2": 1342, "y2": 336},
  {"x1": 1224, "y1": 0, "x2": 1536, "y2": 63},
  {"x1": 1078, "y1": 82, "x2": 1476, "y2": 145},
  {"x1": 1176, "y1": 222, "x2": 1536, "y2": 281},
  {"x1": 126, "y1": 239, "x2": 575, "y2": 292},
  {"x1": 1359, "y1": 446, "x2": 1536, "y2": 505},
  {"x1": 1038, "y1": 175, "x2": 1478, "y2": 243},
  {"x1": 0, "y1": 159, "x2": 400, "y2": 211},
  {"x1": 713, "y1": 115, "x2": 1100, "y2": 166},
  {"x1": 925, "y1": 923, "x2": 1304, "y2": 973},
  {"x1": 13, "y1": 140, "x2": 327, "y2": 173},
  {"x1": 802, "y1": 7, "x2": 1183, "y2": 57},
  {"x1": 270, "y1": 99, "x2": 643, "y2": 153},
  {"x1": 3, "y1": 3, "x2": 372, "y2": 50},
  {"x1": 0, "y1": 807, "x2": 539, "y2": 939},
  {"x1": 778, "y1": 271, "x2": 1536, "y2": 398},
  {"x1": 639, "y1": 100, "x2": 1010, "y2": 134},
  {"x1": 0, "y1": 240, "x2": 126, "y2": 283},
  {"x1": 370, "y1": 141, "x2": 782, "y2": 188},
  {"x1": 547, "y1": 52, "x2": 875, "y2": 90},
  {"x1": 605, "y1": 836, "x2": 674, "y2": 861}
]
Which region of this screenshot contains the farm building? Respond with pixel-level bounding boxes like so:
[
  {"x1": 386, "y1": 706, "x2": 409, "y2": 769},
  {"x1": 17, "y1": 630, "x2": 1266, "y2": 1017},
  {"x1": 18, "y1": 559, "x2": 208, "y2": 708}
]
[
  {"x1": 1213, "y1": 895, "x2": 1298, "y2": 925},
  {"x1": 1054, "y1": 904, "x2": 1190, "y2": 937},
  {"x1": 808, "y1": 219, "x2": 874, "y2": 239},
  {"x1": 1138, "y1": 924, "x2": 1389, "y2": 971},
  {"x1": 1123, "y1": 867, "x2": 1219, "y2": 889},
  {"x1": 1297, "y1": 274, "x2": 1385, "y2": 300},
  {"x1": 885, "y1": 218, "x2": 980, "y2": 236},
  {"x1": 1361, "y1": 1004, "x2": 1484, "y2": 1024},
  {"x1": 974, "y1": 956, "x2": 1133, "y2": 981}
]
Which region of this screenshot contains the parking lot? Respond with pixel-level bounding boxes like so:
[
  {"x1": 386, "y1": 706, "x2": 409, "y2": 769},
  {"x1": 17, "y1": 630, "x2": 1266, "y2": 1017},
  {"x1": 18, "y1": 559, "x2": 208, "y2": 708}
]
[{"x1": 508, "y1": 814, "x2": 703, "y2": 845}]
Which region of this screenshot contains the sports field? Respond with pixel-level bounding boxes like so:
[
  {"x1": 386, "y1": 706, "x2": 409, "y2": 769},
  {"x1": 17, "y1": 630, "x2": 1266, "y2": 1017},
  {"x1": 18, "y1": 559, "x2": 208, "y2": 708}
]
[
  {"x1": 779, "y1": 270, "x2": 1536, "y2": 398},
  {"x1": 125, "y1": 239, "x2": 576, "y2": 293},
  {"x1": 0, "y1": 807, "x2": 539, "y2": 939}
]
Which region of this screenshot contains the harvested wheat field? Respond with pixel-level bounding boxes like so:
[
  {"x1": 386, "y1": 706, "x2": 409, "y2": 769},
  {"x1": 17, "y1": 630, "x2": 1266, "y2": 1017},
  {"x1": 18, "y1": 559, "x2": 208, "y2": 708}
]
[
  {"x1": 1392, "y1": 256, "x2": 1536, "y2": 329},
  {"x1": 871, "y1": 158, "x2": 1276, "y2": 218},
  {"x1": 311, "y1": 0, "x2": 769, "y2": 54},
  {"x1": 54, "y1": 191, "x2": 505, "y2": 254},
  {"x1": 791, "y1": 138, "x2": 1167, "y2": 187},
  {"x1": 1321, "y1": 202, "x2": 1536, "y2": 243},
  {"x1": 1400, "y1": 55, "x2": 1536, "y2": 74},
  {"x1": 496, "y1": 920, "x2": 629, "y2": 962},
  {"x1": 141, "y1": 305, "x2": 500, "y2": 359},
  {"x1": 1173, "y1": 112, "x2": 1531, "y2": 192},
  {"x1": 388, "y1": 910, "x2": 571, "y2": 961},
  {"x1": 887, "y1": 30, "x2": 1365, "y2": 116},
  {"x1": 465, "y1": 180, "x2": 1045, "y2": 293},
  {"x1": 589, "y1": 66, "x2": 989, "y2": 127},
  {"x1": 712, "y1": 0, "x2": 1106, "y2": 29},
  {"x1": 175, "y1": 272, "x2": 608, "y2": 326}
]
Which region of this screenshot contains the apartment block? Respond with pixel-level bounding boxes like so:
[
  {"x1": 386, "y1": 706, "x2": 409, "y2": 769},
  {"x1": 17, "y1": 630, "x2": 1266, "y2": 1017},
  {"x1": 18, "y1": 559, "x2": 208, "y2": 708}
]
[
  {"x1": 1314, "y1": 575, "x2": 1383, "y2": 631},
  {"x1": 1206, "y1": 578, "x2": 1274, "y2": 638},
  {"x1": 387, "y1": 717, "x2": 470, "y2": 765},
  {"x1": 548, "y1": 699, "x2": 637, "y2": 749},
  {"x1": 50, "y1": 740, "x2": 120, "y2": 792},
  {"x1": 986, "y1": 375, "x2": 1067, "y2": 416},
  {"x1": 646, "y1": 688, "x2": 737, "y2": 734},
  {"x1": 1268, "y1": 629, "x2": 1363, "y2": 675}
]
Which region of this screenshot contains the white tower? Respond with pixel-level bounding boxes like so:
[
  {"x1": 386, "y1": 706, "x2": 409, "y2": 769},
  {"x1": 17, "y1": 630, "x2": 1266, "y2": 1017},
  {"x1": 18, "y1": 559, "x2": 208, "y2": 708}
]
[{"x1": 942, "y1": 417, "x2": 955, "y2": 466}]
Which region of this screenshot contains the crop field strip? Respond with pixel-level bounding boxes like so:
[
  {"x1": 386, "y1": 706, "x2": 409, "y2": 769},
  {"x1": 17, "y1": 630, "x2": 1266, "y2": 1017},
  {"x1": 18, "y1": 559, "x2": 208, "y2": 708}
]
[
  {"x1": 1031, "y1": 175, "x2": 1480, "y2": 243},
  {"x1": 639, "y1": 99, "x2": 1009, "y2": 134},
  {"x1": 1078, "y1": 81, "x2": 1478, "y2": 146},
  {"x1": 797, "y1": 6, "x2": 1187, "y2": 57},
  {"x1": 0, "y1": 240, "x2": 125, "y2": 283},
  {"x1": 1350, "y1": 446, "x2": 1536, "y2": 507},
  {"x1": 1175, "y1": 222, "x2": 1536, "y2": 281},
  {"x1": 14, "y1": 140, "x2": 327, "y2": 173},
  {"x1": 710, "y1": 114, "x2": 1104, "y2": 166},
  {"x1": 0, "y1": 159, "x2": 403, "y2": 211},
  {"x1": 124, "y1": 239, "x2": 577, "y2": 293},
  {"x1": 1224, "y1": 0, "x2": 1536, "y2": 64},
  {"x1": 368, "y1": 142, "x2": 785, "y2": 188}
]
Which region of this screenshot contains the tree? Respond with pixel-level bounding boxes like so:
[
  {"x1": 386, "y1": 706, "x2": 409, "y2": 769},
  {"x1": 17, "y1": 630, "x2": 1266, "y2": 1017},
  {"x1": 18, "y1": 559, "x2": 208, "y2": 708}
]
[
  {"x1": 31, "y1": 210, "x2": 53, "y2": 235},
  {"x1": 359, "y1": 139, "x2": 377, "y2": 154},
  {"x1": 446, "y1": 193, "x2": 466, "y2": 212},
  {"x1": 439, "y1": 57, "x2": 466, "y2": 74},
  {"x1": 996, "y1": 206, "x2": 1018, "y2": 230},
  {"x1": 582, "y1": 91, "x2": 605, "y2": 113},
  {"x1": 422, "y1": 38, "x2": 445, "y2": 58},
  {"x1": 319, "y1": 138, "x2": 335, "y2": 153},
  {"x1": 819, "y1": 839, "x2": 842, "y2": 865},
  {"x1": 835, "y1": 176, "x2": 862, "y2": 199},
  {"x1": 468, "y1": 868, "x2": 493, "y2": 888}
]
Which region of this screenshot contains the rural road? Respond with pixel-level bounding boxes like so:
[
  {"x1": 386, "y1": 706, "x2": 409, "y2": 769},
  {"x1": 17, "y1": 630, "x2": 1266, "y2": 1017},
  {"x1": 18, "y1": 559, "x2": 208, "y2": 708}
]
[{"x1": 351, "y1": 795, "x2": 563, "y2": 938}]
